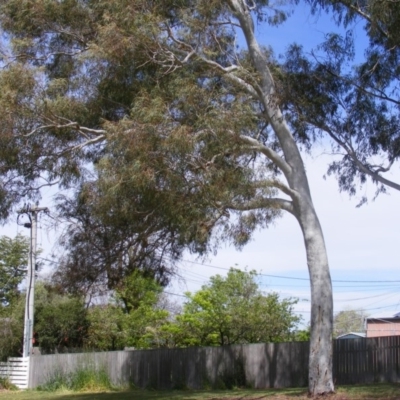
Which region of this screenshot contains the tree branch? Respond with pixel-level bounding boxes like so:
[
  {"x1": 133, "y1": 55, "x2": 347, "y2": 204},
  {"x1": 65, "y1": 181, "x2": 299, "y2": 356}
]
[
  {"x1": 270, "y1": 179, "x2": 298, "y2": 198},
  {"x1": 248, "y1": 179, "x2": 297, "y2": 198},
  {"x1": 68, "y1": 134, "x2": 106, "y2": 152},
  {"x1": 348, "y1": 4, "x2": 389, "y2": 39},
  {"x1": 321, "y1": 64, "x2": 400, "y2": 107},
  {"x1": 24, "y1": 122, "x2": 106, "y2": 138},
  {"x1": 228, "y1": 197, "x2": 295, "y2": 215},
  {"x1": 318, "y1": 123, "x2": 400, "y2": 191},
  {"x1": 196, "y1": 56, "x2": 260, "y2": 98},
  {"x1": 163, "y1": 24, "x2": 261, "y2": 98},
  {"x1": 238, "y1": 134, "x2": 292, "y2": 176}
]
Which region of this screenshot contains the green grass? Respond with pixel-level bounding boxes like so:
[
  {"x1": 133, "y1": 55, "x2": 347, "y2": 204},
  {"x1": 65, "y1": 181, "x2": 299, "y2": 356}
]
[
  {"x1": 336, "y1": 383, "x2": 400, "y2": 398},
  {"x1": 0, "y1": 383, "x2": 400, "y2": 400},
  {"x1": 0, "y1": 388, "x2": 303, "y2": 400}
]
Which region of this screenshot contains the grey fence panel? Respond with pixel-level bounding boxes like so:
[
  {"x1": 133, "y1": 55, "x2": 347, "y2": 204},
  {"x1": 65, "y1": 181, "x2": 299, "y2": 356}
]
[
  {"x1": 29, "y1": 351, "x2": 130, "y2": 388},
  {"x1": 28, "y1": 336, "x2": 400, "y2": 390}
]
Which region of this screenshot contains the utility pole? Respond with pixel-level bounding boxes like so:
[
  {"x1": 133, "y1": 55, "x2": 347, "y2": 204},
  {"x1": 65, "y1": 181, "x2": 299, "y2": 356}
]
[{"x1": 18, "y1": 204, "x2": 48, "y2": 358}]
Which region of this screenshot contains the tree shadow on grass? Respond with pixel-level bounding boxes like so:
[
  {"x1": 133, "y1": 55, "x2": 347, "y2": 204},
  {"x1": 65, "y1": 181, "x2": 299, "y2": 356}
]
[{"x1": 53, "y1": 388, "x2": 308, "y2": 400}]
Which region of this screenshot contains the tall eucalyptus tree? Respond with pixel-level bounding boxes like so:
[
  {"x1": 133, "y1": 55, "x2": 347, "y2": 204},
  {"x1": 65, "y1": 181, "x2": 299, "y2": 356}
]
[{"x1": 0, "y1": 0, "x2": 334, "y2": 393}]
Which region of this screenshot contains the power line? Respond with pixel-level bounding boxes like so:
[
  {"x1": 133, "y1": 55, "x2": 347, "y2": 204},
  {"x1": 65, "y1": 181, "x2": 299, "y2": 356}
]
[
  {"x1": 163, "y1": 291, "x2": 187, "y2": 299},
  {"x1": 297, "y1": 303, "x2": 400, "y2": 314},
  {"x1": 335, "y1": 290, "x2": 400, "y2": 302},
  {"x1": 39, "y1": 255, "x2": 400, "y2": 286},
  {"x1": 177, "y1": 257, "x2": 400, "y2": 284}
]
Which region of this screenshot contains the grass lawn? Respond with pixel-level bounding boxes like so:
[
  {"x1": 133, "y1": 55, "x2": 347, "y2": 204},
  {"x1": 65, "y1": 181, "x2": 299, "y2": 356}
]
[{"x1": 1, "y1": 384, "x2": 400, "y2": 400}]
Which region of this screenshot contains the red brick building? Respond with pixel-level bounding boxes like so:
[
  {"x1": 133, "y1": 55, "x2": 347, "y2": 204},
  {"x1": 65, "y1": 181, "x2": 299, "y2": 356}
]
[{"x1": 366, "y1": 314, "x2": 400, "y2": 338}]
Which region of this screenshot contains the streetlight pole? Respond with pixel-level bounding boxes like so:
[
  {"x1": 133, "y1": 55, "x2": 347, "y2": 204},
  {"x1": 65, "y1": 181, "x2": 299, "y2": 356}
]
[{"x1": 19, "y1": 205, "x2": 48, "y2": 358}]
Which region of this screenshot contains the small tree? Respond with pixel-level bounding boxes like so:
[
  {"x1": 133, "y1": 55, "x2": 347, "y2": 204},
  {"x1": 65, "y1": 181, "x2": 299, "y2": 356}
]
[
  {"x1": 115, "y1": 270, "x2": 170, "y2": 349},
  {"x1": 85, "y1": 305, "x2": 126, "y2": 351},
  {"x1": 0, "y1": 234, "x2": 29, "y2": 359},
  {"x1": 334, "y1": 307, "x2": 368, "y2": 338},
  {"x1": 34, "y1": 283, "x2": 89, "y2": 353},
  {"x1": 174, "y1": 268, "x2": 300, "y2": 347},
  {"x1": 85, "y1": 271, "x2": 171, "y2": 350}
]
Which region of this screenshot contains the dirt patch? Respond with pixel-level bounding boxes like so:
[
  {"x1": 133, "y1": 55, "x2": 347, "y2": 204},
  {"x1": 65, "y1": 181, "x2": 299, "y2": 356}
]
[{"x1": 207, "y1": 395, "x2": 400, "y2": 400}]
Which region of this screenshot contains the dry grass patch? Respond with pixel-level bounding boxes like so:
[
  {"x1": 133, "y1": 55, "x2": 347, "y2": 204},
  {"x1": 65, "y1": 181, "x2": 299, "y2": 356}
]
[{"x1": 0, "y1": 384, "x2": 399, "y2": 400}]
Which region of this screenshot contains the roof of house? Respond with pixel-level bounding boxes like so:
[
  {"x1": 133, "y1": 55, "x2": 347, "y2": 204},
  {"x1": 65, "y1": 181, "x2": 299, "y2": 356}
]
[
  {"x1": 336, "y1": 332, "x2": 366, "y2": 339},
  {"x1": 367, "y1": 312, "x2": 400, "y2": 323}
]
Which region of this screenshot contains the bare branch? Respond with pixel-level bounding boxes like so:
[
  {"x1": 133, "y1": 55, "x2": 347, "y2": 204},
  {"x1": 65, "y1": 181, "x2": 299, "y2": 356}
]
[
  {"x1": 229, "y1": 196, "x2": 295, "y2": 215},
  {"x1": 245, "y1": 0, "x2": 257, "y2": 11},
  {"x1": 77, "y1": 126, "x2": 107, "y2": 135},
  {"x1": 24, "y1": 122, "x2": 79, "y2": 138},
  {"x1": 238, "y1": 134, "x2": 292, "y2": 176},
  {"x1": 68, "y1": 134, "x2": 106, "y2": 152},
  {"x1": 270, "y1": 179, "x2": 298, "y2": 198},
  {"x1": 210, "y1": 20, "x2": 241, "y2": 28},
  {"x1": 13, "y1": 48, "x2": 88, "y2": 64},
  {"x1": 24, "y1": 122, "x2": 106, "y2": 139},
  {"x1": 196, "y1": 56, "x2": 260, "y2": 98},
  {"x1": 21, "y1": 179, "x2": 60, "y2": 194}
]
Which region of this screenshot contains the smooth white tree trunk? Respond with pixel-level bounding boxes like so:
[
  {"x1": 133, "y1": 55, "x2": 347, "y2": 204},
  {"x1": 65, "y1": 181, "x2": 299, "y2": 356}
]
[
  {"x1": 228, "y1": 0, "x2": 334, "y2": 394},
  {"x1": 295, "y1": 194, "x2": 334, "y2": 394}
]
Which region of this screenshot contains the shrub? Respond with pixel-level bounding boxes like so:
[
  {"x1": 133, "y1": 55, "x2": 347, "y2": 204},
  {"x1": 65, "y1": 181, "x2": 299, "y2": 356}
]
[
  {"x1": 37, "y1": 365, "x2": 116, "y2": 392},
  {"x1": 0, "y1": 376, "x2": 18, "y2": 391}
]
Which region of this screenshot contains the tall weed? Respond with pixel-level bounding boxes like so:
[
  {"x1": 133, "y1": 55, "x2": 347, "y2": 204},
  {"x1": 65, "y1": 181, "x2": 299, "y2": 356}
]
[
  {"x1": 37, "y1": 365, "x2": 116, "y2": 392},
  {"x1": 0, "y1": 376, "x2": 18, "y2": 391}
]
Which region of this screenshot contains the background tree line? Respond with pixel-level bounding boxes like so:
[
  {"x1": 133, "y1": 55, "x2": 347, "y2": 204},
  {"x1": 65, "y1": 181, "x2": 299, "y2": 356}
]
[{"x1": 0, "y1": 234, "x2": 302, "y2": 360}]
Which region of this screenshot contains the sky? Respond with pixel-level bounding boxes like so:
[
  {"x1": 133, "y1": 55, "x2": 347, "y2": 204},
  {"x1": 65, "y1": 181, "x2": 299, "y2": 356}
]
[{"x1": 1, "y1": 2, "x2": 399, "y2": 330}]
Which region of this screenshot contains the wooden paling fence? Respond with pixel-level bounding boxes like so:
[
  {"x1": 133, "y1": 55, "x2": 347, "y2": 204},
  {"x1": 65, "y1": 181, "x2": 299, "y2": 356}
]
[
  {"x1": 333, "y1": 335, "x2": 400, "y2": 384},
  {"x1": 29, "y1": 342, "x2": 309, "y2": 389},
  {"x1": 28, "y1": 336, "x2": 400, "y2": 389}
]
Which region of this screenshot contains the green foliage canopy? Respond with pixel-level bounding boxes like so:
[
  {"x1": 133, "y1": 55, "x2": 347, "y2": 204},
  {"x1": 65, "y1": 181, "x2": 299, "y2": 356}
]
[
  {"x1": 0, "y1": 0, "x2": 286, "y2": 290},
  {"x1": 333, "y1": 307, "x2": 368, "y2": 338},
  {"x1": 84, "y1": 270, "x2": 170, "y2": 351},
  {"x1": 34, "y1": 282, "x2": 89, "y2": 352},
  {"x1": 173, "y1": 268, "x2": 300, "y2": 347}
]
